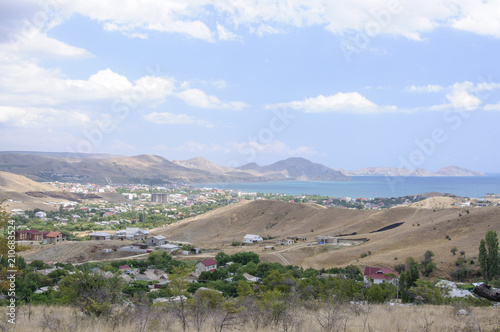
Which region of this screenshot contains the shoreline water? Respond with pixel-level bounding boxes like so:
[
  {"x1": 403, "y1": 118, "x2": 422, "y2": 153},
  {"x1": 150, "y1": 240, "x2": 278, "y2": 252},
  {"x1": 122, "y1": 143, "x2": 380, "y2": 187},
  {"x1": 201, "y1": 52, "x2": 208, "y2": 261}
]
[{"x1": 193, "y1": 175, "x2": 500, "y2": 198}]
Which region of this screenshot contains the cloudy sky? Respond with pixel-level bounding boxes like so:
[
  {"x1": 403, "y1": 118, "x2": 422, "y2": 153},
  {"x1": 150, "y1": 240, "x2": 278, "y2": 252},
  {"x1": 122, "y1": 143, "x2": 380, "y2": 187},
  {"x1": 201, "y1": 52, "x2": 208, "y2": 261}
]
[{"x1": 1, "y1": 0, "x2": 500, "y2": 172}]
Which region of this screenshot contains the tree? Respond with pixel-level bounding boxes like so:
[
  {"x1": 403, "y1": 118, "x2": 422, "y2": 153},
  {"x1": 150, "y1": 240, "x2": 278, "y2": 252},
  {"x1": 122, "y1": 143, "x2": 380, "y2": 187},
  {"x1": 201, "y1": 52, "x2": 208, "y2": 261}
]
[
  {"x1": 59, "y1": 271, "x2": 123, "y2": 316},
  {"x1": 400, "y1": 260, "x2": 419, "y2": 303},
  {"x1": 420, "y1": 250, "x2": 436, "y2": 277},
  {"x1": 478, "y1": 230, "x2": 499, "y2": 285}
]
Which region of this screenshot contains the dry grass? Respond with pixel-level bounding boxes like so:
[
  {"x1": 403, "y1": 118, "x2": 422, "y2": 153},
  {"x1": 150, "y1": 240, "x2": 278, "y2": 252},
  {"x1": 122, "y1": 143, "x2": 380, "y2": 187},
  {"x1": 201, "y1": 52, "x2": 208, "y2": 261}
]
[
  {"x1": 2, "y1": 304, "x2": 499, "y2": 332},
  {"x1": 154, "y1": 200, "x2": 500, "y2": 277}
]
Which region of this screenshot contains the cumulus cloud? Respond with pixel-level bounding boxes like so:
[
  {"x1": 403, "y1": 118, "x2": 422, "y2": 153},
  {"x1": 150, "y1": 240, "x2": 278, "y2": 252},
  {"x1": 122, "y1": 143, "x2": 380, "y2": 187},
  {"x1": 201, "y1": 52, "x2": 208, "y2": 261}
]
[
  {"x1": 267, "y1": 92, "x2": 395, "y2": 113},
  {"x1": 0, "y1": 106, "x2": 90, "y2": 127},
  {"x1": 17, "y1": 0, "x2": 492, "y2": 42},
  {"x1": 216, "y1": 23, "x2": 241, "y2": 41},
  {"x1": 483, "y1": 102, "x2": 500, "y2": 111},
  {"x1": 2, "y1": 31, "x2": 93, "y2": 59},
  {"x1": 176, "y1": 88, "x2": 248, "y2": 110}
]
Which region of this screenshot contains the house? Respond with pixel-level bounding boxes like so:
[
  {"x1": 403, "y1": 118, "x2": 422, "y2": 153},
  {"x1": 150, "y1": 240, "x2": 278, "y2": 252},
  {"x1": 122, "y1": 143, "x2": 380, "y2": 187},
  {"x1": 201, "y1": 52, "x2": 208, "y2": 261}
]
[
  {"x1": 10, "y1": 209, "x2": 25, "y2": 216},
  {"x1": 15, "y1": 230, "x2": 45, "y2": 242},
  {"x1": 195, "y1": 259, "x2": 217, "y2": 275},
  {"x1": 89, "y1": 232, "x2": 111, "y2": 240},
  {"x1": 287, "y1": 236, "x2": 307, "y2": 242},
  {"x1": 35, "y1": 211, "x2": 47, "y2": 219},
  {"x1": 157, "y1": 244, "x2": 180, "y2": 254},
  {"x1": 146, "y1": 235, "x2": 167, "y2": 247},
  {"x1": 316, "y1": 236, "x2": 340, "y2": 245},
  {"x1": 135, "y1": 269, "x2": 169, "y2": 282},
  {"x1": 45, "y1": 231, "x2": 65, "y2": 244},
  {"x1": 363, "y1": 267, "x2": 399, "y2": 284},
  {"x1": 186, "y1": 273, "x2": 199, "y2": 283},
  {"x1": 243, "y1": 273, "x2": 260, "y2": 282},
  {"x1": 119, "y1": 264, "x2": 131, "y2": 271},
  {"x1": 276, "y1": 238, "x2": 295, "y2": 246},
  {"x1": 243, "y1": 234, "x2": 263, "y2": 244},
  {"x1": 115, "y1": 227, "x2": 149, "y2": 241}
]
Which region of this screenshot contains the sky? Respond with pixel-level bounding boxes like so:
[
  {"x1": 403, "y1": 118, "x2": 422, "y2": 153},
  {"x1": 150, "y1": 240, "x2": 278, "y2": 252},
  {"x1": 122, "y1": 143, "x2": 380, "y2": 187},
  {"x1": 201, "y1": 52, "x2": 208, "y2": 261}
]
[{"x1": 1, "y1": 0, "x2": 500, "y2": 173}]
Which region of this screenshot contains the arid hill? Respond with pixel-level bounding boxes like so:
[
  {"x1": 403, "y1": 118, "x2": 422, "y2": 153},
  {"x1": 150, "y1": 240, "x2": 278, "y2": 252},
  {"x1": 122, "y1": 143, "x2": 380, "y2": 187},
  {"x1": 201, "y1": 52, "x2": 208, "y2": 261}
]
[
  {"x1": 156, "y1": 200, "x2": 500, "y2": 276},
  {"x1": 0, "y1": 171, "x2": 56, "y2": 192}
]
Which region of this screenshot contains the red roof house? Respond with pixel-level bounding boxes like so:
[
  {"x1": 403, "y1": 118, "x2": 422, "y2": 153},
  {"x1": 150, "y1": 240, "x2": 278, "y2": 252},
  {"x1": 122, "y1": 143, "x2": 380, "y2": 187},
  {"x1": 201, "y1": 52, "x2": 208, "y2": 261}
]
[
  {"x1": 363, "y1": 266, "x2": 399, "y2": 284},
  {"x1": 195, "y1": 259, "x2": 217, "y2": 275}
]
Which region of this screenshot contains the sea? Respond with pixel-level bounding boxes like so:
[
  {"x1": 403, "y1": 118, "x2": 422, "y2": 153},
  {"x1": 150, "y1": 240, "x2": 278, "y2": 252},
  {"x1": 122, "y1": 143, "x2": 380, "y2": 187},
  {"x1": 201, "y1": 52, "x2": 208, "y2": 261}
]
[{"x1": 194, "y1": 175, "x2": 500, "y2": 198}]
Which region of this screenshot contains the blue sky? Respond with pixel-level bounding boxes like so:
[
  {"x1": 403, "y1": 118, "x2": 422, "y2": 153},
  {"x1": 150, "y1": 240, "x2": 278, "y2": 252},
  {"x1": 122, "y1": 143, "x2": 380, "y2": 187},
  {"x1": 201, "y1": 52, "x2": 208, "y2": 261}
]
[{"x1": 1, "y1": 1, "x2": 500, "y2": 172}]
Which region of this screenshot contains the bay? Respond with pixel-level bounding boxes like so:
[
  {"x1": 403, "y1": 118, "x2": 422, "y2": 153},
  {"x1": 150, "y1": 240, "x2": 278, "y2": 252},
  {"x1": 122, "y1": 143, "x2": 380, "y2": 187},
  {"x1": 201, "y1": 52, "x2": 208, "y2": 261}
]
[{"x1": 194, "y1": 175, "x2": 500, "y2": 198}]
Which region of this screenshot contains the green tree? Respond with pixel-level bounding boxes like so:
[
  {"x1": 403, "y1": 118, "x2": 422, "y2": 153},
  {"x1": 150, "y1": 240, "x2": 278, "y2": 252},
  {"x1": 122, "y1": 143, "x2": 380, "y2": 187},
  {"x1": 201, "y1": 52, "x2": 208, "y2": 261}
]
[
  {"x1": 478, "y1": 230, "x2": 499, "y2": 284},
  {"x1": 214, "y1": 252, "x2": 231, "y2": 266},
  {"x1": 400, "y1": 260, "x2": 419, "y2": 303},
  {"x1": 365, "y1": 284, "x2": 385, "y2": 303},
  {"x1": 420, "y1": 250, "x2": 436, "y2": 277},
  {"x1": 59, "y1": 271, "x2": 123, "y2": 317}
]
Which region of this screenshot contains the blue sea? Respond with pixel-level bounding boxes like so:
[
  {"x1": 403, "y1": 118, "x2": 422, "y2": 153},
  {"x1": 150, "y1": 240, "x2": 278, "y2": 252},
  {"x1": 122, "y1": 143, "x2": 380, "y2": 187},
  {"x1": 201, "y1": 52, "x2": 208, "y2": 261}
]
[{"x1": 194, "y1": 175, "x2": 500, "y2": 198}]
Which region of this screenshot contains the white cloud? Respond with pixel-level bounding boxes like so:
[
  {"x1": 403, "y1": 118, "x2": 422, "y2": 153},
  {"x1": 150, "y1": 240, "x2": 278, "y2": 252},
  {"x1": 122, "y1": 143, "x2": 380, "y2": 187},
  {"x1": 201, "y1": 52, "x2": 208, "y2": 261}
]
[
  {"x1": 405, "y1": 84, "x2": 444, "y2": 93},
  {"x1": 61, "y1": 0, "x2": 214, "y2": 41},
  {"x1": 3, "y1": 31, "x2": 93, "y2": 59},
  {"x1": 5, "y1": 0, "x2": 500, "y2": 46},
  {"x1": 0, "y1": 106, "x2": 90, "y2": 127},
  {"x1": 483, "y1": 102, "x2": 500, "y2": 111},
  {"x1": 407, "y1": 80, "x2": 500, "y2": 112},
  {"x1": 446, "y1": 90, "x2": 482, "y2": 111},
  {"x1": 143, "y1": 112, "x2": 214, "y2": 128},
  {"x1": 267, "y1": 92, "x2": 395, "y2": 113},
  {"x1": 449, "y1": 0, "x2": 500, "y2": 38},
  {"x1": 216, "y1": 23, "x2": 241, "y2": 41},
  {"x1": 43, "y1": 0, "x2": 500, "y2": 42},
  {"x1": 176, "y1": 88, "x2": 248, "y2": 110}
]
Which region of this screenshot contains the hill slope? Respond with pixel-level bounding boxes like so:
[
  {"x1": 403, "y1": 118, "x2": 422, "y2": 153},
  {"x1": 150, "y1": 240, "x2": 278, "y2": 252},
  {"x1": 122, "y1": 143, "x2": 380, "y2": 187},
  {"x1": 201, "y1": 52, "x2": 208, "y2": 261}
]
[
  {"x1": 0, "y1": 171, "x2": 56, "y2": 192},
  {"x1": 157, "y1": 200, "x2": 500, "y2": 275}
]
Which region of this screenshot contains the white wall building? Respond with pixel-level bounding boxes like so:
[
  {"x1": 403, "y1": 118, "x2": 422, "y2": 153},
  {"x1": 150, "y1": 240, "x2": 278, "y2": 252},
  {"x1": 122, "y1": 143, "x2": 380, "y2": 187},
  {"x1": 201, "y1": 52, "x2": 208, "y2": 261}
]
[{"x1": 243, "y1": 234, "x2": 263, "y2": 244}]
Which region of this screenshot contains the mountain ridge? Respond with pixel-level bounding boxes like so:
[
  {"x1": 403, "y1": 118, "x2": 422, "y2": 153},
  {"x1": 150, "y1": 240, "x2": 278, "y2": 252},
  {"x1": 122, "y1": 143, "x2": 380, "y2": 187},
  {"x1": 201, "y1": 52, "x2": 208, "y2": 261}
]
[{"x1": 0, "y1": 151, "x2": 487, "y2": 184}]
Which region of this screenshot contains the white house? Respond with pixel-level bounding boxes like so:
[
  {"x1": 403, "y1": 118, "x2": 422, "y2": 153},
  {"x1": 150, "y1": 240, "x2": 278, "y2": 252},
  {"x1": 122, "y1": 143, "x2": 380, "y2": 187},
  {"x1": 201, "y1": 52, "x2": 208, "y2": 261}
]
[
  {"x1": 115, "y1": 227, "x2": 149, "y2": 240},
  {"x1": 89, "y1": 232, "x2": 111, "y2": 241},
  {"x1": 157, "y1": 244, "x2": 180, "y2": 254},
  {"x1": 276, "y1": 238, "x2": 294, "y2": 246},
  {"x1": 35, "y1": 211, "x2": 47, "y2": 219},
  {"x1": 243, "y1": 234, "x2": 263, "y2": 244},
  {"x1": 243, "y1": 273, "x2": 261, "y2": 282}
]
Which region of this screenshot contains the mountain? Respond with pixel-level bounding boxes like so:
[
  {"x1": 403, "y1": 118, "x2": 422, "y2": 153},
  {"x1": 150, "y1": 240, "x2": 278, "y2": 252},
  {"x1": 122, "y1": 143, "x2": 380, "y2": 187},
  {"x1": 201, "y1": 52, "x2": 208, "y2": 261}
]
[
  {"x1": 345, "y1": 166, "x2": 485, "y2": 177},
  {"x1": 433, "y1": 166, "x2": 486, "y2": 177},
  {"x1": 172, "y1": 157, "x2": 261, "y2": 181},
  {"x1": 0, "y1": 153, "x2": 270, "y2": 184},
  {"x1": 238, "y1": 157, "x2": 350, "y2": 181}
]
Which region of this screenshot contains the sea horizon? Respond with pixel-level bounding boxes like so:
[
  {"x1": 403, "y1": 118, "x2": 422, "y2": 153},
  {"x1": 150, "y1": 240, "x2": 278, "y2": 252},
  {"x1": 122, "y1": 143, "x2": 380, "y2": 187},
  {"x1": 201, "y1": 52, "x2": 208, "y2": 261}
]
[{"x1": 193, "y1": 175, "x2": 500, "y2": 199}]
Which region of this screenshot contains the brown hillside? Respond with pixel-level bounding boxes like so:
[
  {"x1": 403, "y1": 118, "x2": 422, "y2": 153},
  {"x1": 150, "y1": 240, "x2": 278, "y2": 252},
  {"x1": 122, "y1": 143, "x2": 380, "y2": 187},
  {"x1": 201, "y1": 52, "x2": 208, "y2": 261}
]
[
  {"x1": 157, "y1": 200, "x2": 500, "y2": 276},
  {"x1": 0, "y1": 171, "x2": 56, "y2": 192}
]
